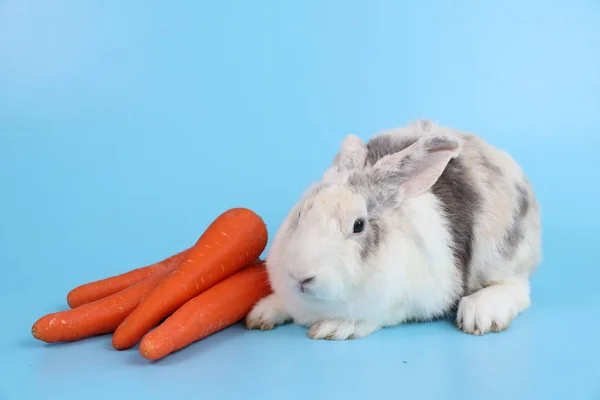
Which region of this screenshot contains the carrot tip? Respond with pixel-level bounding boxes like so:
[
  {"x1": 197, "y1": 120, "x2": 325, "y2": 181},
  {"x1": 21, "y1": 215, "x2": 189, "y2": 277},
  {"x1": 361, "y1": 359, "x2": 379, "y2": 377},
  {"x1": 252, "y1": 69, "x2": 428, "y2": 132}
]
[
  {"x1": 112, "y1": 341, "x2": 126, "y2": 351},
  {"x1": 139, "y1": 343, "x2": 158, "y2": 360}
]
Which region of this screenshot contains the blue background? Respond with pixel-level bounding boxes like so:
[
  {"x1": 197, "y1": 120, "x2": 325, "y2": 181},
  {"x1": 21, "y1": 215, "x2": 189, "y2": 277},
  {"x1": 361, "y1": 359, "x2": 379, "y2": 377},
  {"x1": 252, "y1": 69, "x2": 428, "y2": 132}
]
[{"x1": 1, "y1": 1, "x2": 599, "y2": 399}]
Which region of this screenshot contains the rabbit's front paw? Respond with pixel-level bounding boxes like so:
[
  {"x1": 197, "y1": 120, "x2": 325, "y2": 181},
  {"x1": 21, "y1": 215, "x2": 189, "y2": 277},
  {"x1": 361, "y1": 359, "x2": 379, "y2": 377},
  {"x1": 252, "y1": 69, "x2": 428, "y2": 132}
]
[
  {"x1": 455, "y1": 281, "x2": 531, "y2": 336},
  {"x1": 307, "y1": 320, "x2": 379, "y2": 340},
  {"x1": 245, "y1": 294, "x2": 292, "y2": 331}
]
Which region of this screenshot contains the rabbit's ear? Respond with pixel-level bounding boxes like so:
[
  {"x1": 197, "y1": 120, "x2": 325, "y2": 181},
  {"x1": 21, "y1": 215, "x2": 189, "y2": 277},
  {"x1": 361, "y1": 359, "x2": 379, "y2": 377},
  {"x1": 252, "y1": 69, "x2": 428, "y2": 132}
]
[
  {"x1": 368, "y1": 135, "x2": 460, "y2": 204},
  {"x1": 322, "y1": 134, "x2": 368, "y2": 182}
]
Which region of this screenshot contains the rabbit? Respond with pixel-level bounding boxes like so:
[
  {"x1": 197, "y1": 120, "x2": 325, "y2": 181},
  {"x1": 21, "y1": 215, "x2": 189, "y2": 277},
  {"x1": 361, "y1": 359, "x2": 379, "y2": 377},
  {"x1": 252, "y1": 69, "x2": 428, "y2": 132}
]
[{"x1": 245, "y1": 119, "x2": 542, "y2": 339}]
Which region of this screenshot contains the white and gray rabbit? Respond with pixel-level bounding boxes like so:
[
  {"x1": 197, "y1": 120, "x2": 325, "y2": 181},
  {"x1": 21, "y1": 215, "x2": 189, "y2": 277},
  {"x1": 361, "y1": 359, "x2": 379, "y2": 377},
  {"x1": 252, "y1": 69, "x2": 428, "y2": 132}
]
[{"x1": 246, "y1": 120, "x2": 542, "y2": 339}]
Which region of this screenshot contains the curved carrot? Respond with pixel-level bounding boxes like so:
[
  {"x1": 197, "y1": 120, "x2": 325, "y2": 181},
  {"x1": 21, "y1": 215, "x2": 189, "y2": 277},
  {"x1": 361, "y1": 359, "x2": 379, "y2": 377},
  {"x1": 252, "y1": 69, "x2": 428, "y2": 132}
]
[
  {"x1": 67, "y1": 248, "x2": 191, "y2": 308},
  {"x1": 32, "y1": 273, "x2": 169, "y2": 343},
  {"x1": 112, "y1": 207, "x2": 268, "y2": 350},
  {"x1": 139, "y1": 262, "x2": 271, "y2": 361}
]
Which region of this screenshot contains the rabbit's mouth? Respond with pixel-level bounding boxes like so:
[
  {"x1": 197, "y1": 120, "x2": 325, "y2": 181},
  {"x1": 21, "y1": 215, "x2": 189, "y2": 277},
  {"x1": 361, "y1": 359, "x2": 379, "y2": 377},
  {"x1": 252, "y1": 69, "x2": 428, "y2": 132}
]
[
  {"x1": 292, "y1": 273, "x2": 347, "y2": 302},
  {"x1": 298, "y1": 276, "x2": 316, "y2": 294},
  {"x1": 288, "y1": 271, "x2": 317, "y2": 295}
]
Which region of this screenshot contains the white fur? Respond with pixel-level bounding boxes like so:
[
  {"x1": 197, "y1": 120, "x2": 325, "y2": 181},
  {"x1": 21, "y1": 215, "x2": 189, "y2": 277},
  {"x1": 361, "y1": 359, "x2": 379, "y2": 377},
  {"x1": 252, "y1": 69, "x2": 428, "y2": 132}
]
[{"x1": 246, "y1": 120, "x2": 542, "y2": 339}]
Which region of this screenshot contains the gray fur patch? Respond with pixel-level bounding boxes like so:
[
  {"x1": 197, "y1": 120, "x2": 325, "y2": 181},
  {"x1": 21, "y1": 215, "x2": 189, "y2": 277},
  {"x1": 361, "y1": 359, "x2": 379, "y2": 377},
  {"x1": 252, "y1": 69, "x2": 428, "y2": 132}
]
[
  {"x1": 348, "y1": 168, "x2": 405, "y2": 212},
  {"x1": 500, "y1": 184, "x2": 530, "y2": 260},
  {"x1": 353, "y1": 135, "x2": 419, "y2": 209},
  {"x1": 431, "y1": 158, "x2": 480, "y2": 294},
  {"x1": 359, "y1": 217, "x2": 383, "y2": 260},
  {"x1": 480, "y1": 154, "x2": 503, "y2": 176},
  {"x1": 365, "y1": 135, "x2": 397, "y2": 166}
]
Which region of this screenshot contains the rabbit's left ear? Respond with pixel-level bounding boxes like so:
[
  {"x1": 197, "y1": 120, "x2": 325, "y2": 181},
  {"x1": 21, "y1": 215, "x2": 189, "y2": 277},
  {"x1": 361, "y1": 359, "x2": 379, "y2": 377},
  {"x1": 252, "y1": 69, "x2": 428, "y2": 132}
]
[
  {"x1": 322, "y1": 134, "x2": 368, "y2": 182},
  {"x1": 370, "y1": 135, "x2": 460, "y2": 201}
]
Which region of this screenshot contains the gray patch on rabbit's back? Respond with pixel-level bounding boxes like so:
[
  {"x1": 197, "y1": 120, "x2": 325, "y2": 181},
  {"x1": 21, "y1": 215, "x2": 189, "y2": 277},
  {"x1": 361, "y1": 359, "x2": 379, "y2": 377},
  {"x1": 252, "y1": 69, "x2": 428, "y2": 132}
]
[
  {"x1": 480, "y1": 154, "x2": 503, "y2": 176},
  {"x1": 499, "y1": 184, "x2": 530, "y2": 260},
  {"x1": 431, "y1": 158, "x2": 481, "y2": 293},
  {"x1": 479, "y1": 154, "x2": 503, "y2": 189}
]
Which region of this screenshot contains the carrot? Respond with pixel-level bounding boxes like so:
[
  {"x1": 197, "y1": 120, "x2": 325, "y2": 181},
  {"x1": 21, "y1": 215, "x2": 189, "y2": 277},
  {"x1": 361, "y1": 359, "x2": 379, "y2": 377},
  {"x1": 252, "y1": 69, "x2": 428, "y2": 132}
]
[
  {"x1": 32, "y1": 273, "x2": 169, "y2": 343},
  {"x1": 112, "y1": 207, "x2": 268, "y2": 350},
  {"x1": 139, "y1": 262, "x2": 271, "y2": 361},
  {"x1": 66, "y1": 248, "x2": 191, "y2": 308}
]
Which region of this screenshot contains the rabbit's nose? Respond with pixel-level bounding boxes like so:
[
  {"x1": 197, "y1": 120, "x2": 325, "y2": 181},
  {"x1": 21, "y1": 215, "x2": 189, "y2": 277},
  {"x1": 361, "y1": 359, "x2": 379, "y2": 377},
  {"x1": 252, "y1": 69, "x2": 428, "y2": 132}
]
[{"x1": 299, "y1": 276, "x2": 315, "y2": 293}]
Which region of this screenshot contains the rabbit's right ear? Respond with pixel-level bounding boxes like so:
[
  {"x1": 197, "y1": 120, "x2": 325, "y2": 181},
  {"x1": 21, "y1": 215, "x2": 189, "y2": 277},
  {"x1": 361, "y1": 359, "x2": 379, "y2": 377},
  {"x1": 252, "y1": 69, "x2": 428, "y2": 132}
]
[
  {"x1": 322, "y1": 134, "x2": 368, "y2": 182},
  {"x1": 369, "y1": 135, "x2": 460, "y2": 204}
]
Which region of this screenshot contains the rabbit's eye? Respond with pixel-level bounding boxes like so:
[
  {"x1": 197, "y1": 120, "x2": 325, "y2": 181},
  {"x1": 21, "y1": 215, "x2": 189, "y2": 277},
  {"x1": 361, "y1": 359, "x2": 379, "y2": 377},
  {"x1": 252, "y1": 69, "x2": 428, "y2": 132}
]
[{"x1": 353, "y1": 218, "x2": 365, "y2": 233}]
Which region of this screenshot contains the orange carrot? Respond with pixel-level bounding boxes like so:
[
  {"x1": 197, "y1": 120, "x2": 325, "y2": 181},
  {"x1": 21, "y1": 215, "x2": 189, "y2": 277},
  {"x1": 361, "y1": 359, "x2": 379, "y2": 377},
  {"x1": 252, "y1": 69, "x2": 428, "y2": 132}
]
[
  {"x1": 32, "y1": 273, "x2": 169, "y2": 343},
  {"x1": 139, "y1": 262, "x2": 271, "y2": 361},
  {"x1": 66, "y1": 248, "x2": 191, "y2": 308},
  {"x1": 112, "y1": 207, "x2": 268, "y2": 350}
]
